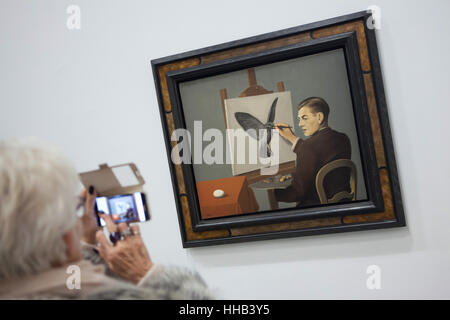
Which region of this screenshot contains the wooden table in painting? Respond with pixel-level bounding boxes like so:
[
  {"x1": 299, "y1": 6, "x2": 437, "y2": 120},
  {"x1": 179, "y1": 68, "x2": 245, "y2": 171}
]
[{"x1": 196, "y1": 176, "x2": 259, "y2": 219}]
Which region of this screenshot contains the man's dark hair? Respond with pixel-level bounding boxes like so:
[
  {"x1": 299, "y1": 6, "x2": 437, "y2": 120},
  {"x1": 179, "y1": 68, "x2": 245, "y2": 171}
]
[{"x1": 298, "y1": 97, "x2": 330, "y2": 123}]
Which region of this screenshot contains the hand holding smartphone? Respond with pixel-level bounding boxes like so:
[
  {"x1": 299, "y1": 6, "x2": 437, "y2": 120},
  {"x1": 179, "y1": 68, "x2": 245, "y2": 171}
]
[{"x1": 79, "y1": 163, "x2": 151, "y2": 228}]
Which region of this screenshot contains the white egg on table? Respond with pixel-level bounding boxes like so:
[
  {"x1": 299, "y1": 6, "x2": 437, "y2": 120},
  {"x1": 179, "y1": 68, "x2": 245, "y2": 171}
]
[{"x1": 213, "y1": 189, "x2": 225, "y2": 198}]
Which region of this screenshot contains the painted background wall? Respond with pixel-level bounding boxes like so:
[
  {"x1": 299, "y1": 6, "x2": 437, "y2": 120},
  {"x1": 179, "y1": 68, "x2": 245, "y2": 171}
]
[{"x1": 1, "y1": 0, "x2": 449, "y2": 299}]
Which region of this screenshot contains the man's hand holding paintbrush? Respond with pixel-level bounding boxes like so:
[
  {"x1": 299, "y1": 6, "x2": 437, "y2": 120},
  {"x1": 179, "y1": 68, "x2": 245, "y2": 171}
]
[{"x1": 274, "y1": 122, "x2": 298, "y2": 145}]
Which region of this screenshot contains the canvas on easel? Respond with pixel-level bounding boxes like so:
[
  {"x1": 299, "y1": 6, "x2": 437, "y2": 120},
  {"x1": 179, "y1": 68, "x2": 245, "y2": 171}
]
[
  {"x1": 219, "y1": 68, "x2": 297, "y2": 210},
  {"x1": 224, "y1": 91, "x2": 296, "y2": 176}
]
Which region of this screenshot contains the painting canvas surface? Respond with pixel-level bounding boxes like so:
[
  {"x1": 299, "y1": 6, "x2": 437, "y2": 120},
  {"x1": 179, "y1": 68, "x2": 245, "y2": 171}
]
[{"x1": 224, "y1": 91, "x2": 296, "y2": 176}]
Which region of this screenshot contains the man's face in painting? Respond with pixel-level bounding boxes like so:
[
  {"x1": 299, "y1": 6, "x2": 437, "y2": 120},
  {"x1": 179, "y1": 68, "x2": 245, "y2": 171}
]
[{"x1": 297, "y1": 106, "x2": 323, "y2": 137}]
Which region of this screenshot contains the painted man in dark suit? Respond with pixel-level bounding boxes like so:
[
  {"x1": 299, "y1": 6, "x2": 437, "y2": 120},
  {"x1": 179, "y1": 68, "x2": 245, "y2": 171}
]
[{"x1": 274, "y1": 97, "x2": 352, "y2": 206}]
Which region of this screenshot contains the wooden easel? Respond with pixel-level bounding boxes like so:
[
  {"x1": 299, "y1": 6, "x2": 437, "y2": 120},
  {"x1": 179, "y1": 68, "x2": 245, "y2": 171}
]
[{"x1": 220, "y1": 68, "x2": 296, "y2": 210}]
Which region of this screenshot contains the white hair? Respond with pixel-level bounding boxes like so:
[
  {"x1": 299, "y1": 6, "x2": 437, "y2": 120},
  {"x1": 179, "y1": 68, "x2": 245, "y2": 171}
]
[{"x1": 0, "y1": 137, "x2": 80, "y2": 280}]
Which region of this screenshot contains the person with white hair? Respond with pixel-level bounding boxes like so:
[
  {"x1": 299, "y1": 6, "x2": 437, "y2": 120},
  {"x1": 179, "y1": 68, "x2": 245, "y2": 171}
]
[{"x1": 0, "y1": 138, "x2": 214, "y2": 299}]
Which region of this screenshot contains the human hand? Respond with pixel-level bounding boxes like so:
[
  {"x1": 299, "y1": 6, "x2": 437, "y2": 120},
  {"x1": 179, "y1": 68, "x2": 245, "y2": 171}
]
[
  {"x1": 274, "y1": 122, "x2": 297, "y2": 144},
  {"x1": 96, "y1": 214, "x2": 153, "y2": 284},
  {"x1": 79, "y1": 186, "x2": 100, "y2": 245}
]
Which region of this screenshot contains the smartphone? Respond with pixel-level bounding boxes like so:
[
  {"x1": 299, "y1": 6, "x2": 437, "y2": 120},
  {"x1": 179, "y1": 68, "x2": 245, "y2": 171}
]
[{"x1": 95, "y1": 192, "x2": 150, "y2": 226}]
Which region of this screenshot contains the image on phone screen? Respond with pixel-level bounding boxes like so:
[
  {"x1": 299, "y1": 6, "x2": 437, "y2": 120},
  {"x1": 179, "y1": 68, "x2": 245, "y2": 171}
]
[{"x1": 95, "y1": 192, "x2": 149, "y2": 226}]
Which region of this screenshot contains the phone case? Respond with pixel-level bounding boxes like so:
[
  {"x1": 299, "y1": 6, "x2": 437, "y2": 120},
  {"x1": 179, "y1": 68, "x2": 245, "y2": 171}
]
[{"x1": 79, "y1": 163, "x2": 145, "y2": 196}]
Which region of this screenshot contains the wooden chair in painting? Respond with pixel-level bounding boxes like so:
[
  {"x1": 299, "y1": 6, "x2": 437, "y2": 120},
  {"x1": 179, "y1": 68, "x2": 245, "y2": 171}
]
[
  {"x1": 220, "y1": 68, "x2": 296, "y2": 210},
  {"x1": 315, "y1": 159, "x2": 357, "y2": 204}
]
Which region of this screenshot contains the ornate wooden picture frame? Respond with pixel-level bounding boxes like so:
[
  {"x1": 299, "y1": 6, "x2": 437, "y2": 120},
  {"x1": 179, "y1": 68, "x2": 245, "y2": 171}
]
[{"x1": 151, "y1": 11, "x2": 405, "y2": 248}]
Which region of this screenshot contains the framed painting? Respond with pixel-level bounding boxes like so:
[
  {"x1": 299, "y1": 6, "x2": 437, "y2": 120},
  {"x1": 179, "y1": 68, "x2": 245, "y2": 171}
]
[{"x1": 151, "y1": 10, "x2": 405, "y2": 247}]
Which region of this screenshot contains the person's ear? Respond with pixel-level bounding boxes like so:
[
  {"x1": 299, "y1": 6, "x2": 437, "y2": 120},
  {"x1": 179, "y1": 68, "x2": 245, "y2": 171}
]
[
  {"x1": 63, "y1": 229, "x2": 81, "y2": 263},
  {"x1": 63, "y1": 230, "x2": 75, "y2": 258},
  {"x1": 63, "y1": 230, "x2": 73, "y2": 247},
  {"x1": 317, "y1": 112, "x2": 324, "y2": 125}
]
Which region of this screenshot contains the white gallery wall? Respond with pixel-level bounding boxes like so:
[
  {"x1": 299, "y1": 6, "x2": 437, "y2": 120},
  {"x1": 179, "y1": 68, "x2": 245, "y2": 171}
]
[{"x1": 1, "y1": 0, "x2": 449, "y2": 299}]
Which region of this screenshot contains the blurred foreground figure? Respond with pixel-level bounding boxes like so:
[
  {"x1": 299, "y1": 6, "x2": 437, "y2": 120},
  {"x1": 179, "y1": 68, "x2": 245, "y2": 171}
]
[{"x1": 0, "y1": 138, "x2": 214, "y2": 299}]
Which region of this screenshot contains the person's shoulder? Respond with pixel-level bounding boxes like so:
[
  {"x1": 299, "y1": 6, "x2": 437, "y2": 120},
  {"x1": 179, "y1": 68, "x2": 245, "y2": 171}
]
[
  {"x1": 85, "y1": 264, "x2": 215, "y2": 300},
  {"x1": 327, "y1": 128, "x2": 350, "y2": 142},
  {"x1": 298, "y1": 136, "x2": 314, "y2": 152}
]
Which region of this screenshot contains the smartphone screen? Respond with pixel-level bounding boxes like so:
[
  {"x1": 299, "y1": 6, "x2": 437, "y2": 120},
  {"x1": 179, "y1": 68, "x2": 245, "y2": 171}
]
[{"x1": 95, "y1": 192, "x2": 149, "y2": 226}]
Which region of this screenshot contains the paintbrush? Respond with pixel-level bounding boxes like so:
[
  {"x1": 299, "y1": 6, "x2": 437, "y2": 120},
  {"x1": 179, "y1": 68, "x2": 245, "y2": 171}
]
[{"x1": 271, "y1": 125, "x2": 293, "y2": 129}]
